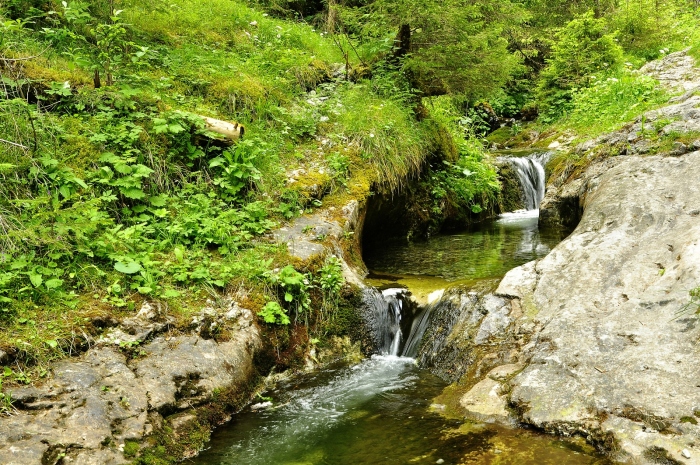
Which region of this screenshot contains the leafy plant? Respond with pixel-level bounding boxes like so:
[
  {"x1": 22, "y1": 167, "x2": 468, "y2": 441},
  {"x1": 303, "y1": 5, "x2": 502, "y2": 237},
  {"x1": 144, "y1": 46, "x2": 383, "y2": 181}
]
[
  {"x1": 264, "y1": 265, "x2": 311, "y2": 325},
  {"x1": 0, "y1": 373, "x2": 15, "y2": 415},
  {"x1": 565, "y1": 72, "x2": 666, "y2": 134},
  {"x1": 326, "y1": 151, "x2": 349, "y2": 187},
  {"x1": 316, "y1": 255, "x2": 344, "y2": 325},
  {"x1": 257, "y1": 301, "x2": 290, "y2": 325},
  {"x1": 209, "y1": 139, "x2": 263, "y2": 202}
]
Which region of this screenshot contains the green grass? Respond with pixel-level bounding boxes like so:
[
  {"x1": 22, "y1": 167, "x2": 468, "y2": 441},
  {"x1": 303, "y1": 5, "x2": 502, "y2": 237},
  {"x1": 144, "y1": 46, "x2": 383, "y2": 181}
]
[
  {"x1": 0, "y1": 0, "x2": 504, "y2": 380},
  {"x1": 563, "y1": 70, "x2": 669, "y2": 136}
]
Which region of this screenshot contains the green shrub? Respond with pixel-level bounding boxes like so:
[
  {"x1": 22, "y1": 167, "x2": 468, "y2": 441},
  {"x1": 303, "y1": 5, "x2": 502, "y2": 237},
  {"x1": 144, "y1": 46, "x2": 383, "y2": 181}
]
[{"x1": 538, "y1": 10, "x2": 623, "y2": 119}]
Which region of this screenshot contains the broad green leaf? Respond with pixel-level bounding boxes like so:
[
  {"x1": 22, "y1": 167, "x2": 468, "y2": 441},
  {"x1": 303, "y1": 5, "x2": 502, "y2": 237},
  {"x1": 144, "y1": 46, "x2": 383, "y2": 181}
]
[
  {"x1": 132, "y1": 164, "x2": 154, "y2": 177},
  {"x1": 99, "y1": 152, "x2": 121, "y2": 164},
  {"x1": 208, "y1": 157, "x2": 225, "y2": 168},
  {"x1": 45, "y1": 339, "x2": 58, "y2": 349},
  {"x1": 149, "y1": 195, "x2": 167, "y2": 207},
  {"x1": 284, "y1": 292, "x2": 293, "y2": 302},
  {"x1": 45, "y1": 278, "x2": 64, "y2": 290},
  {"x1": 114, "y1": 163, "x2": 133, "y2": 174},
  {"x1": 168, "y1": 123, "x2": 184, "y2": 133},
  {"x1": 28, "y1": 272, "x2": 42, "y2": 288},
  {"x1": 120, "y1": 187, "x2": 146, "y2": 199},
  {"x1": 59, "y1": 185, "x2": 72, "y2": 199},
  {"x1": 114, "y1": 261, "x2": 142, "y2": 274}
]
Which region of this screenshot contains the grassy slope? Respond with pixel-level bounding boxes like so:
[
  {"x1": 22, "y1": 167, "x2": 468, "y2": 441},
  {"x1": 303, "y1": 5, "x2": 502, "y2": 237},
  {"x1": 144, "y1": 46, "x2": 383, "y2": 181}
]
[{"x1": 0, "y1": 0, "x2": 499, "y2": 384}]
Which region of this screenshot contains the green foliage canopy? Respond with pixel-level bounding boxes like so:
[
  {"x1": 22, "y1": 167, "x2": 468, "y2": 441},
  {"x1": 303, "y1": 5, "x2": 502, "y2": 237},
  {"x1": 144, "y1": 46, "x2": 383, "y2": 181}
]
[{"x1": 338, "y1": 0, "x2": 526, "y2": 99}]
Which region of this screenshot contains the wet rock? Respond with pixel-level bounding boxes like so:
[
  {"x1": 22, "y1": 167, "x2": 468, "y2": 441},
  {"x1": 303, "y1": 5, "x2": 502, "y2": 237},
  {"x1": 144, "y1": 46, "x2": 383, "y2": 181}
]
[{"x1": 459, "y1": 376, "x2": 511, "y2": 424}]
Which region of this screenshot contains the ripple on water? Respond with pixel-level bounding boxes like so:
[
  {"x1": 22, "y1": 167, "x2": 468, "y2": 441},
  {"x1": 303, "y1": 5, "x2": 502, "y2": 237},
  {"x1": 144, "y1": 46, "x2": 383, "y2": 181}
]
[{"x1": 194, "y1": 356, "x2": 612, "y2": 465}]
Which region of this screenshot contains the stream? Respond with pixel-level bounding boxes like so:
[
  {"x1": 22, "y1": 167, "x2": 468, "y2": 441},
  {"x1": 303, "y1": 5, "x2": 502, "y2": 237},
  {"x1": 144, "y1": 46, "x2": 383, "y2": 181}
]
[{"x1": 192, "y1": 154, "x2": 610, "y2": 465}]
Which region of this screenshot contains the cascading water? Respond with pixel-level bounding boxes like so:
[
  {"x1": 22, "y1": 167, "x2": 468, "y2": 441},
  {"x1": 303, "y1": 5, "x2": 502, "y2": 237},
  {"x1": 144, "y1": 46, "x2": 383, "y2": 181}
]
[
  {"x1": 193, "y1": 198, "x2": 599, "y2": 465},
  {"x1": 363, "y1": 287, "x2": 433, "y2": 357},
  {"x1": 500, "y1": 152, "x2": 552, "y2": 211},
  {"x1": 402, "y1": 306, "x2": 432, "y2": 357}
]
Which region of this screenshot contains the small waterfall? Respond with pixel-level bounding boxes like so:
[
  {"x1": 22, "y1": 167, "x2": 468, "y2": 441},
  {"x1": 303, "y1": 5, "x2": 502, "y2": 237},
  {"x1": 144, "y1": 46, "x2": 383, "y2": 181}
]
[
  {"x1": 401, "y1": 307, "x2": 432, "y2": 357},
  {"x1": 501, "y1": 152, "x2": 551, "y2": 211},
  {"x1": 363, "y1": 287, "x2": 432, "y2": 357}
]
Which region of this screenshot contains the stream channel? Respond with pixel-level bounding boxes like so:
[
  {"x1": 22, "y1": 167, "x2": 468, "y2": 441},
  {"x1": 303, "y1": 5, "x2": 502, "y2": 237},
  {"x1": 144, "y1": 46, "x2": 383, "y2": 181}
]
[{"x1": 193, "y1": 154, "x2": 612, "y2": 465}]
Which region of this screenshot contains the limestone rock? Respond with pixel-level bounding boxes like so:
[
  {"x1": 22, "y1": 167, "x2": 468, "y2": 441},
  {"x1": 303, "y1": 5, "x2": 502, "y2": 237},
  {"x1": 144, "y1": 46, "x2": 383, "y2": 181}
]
[
  {"x1": 0, "y1": 307, "x2": 260, "y2": 465},
  {"x1": 459, "y1": 377, "x2": 511, "y2": 424},
  {"x1": 423, "y1": 150, "x2": 700, "y2": 463},
  {"x1": 638, "y1": 49, "x2": 700, "y2": 91},
  {"x1": 272, "y1": 200, "x2": 367, "y2": 287},
  {"x1": 495, "y1": 261, "x2": 538, "y2": 299}
]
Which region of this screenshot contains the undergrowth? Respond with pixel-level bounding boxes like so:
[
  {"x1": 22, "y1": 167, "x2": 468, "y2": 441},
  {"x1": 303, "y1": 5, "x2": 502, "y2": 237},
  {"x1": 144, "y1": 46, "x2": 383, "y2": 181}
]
[{"x1": 0, "y1": 0, "x2": 502, "y2": 383}]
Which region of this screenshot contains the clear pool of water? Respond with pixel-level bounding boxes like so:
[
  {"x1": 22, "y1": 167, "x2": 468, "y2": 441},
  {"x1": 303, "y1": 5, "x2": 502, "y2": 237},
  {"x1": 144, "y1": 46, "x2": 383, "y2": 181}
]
[{"x1": 364, "y1": 210, "x2": 569, "y2": 283}]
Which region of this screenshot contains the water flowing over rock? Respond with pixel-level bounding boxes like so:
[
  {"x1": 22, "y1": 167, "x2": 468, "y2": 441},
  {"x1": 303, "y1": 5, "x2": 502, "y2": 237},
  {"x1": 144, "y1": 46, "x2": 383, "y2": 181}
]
[
  {"x1": 499, "y1": 153, "x2": 551, "y2": 211},
  {"x1": 361, "y1": 287, "x2": 426, "y2": 356},
  {"x1": 419, "y1": 152, "x2": 700, "y2": 464}
]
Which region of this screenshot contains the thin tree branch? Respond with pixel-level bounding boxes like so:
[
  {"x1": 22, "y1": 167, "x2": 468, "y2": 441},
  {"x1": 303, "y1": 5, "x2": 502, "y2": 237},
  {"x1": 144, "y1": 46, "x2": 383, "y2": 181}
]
[{"x1": 0, "y1": 138, "x2": 29, "y2": 149}]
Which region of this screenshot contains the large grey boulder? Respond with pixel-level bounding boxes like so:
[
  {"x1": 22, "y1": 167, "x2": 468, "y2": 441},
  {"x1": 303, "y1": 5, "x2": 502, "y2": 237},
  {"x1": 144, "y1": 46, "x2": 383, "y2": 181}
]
[
  {"x1": 423, "y1": 152, "x2": 700, "y2": 464},
  {"x1": 510, "y1": 152, "x2": 700, "y2": 463}
]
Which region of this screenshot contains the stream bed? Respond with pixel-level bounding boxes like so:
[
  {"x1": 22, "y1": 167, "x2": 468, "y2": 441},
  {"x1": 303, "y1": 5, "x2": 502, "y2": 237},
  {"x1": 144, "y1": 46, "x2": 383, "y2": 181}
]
[
  {"x1": 193, "y1": 355, "x2": 608, "y2": 465},
  {"x1": 192, "y1": 211, "x2": 614, "y2": 465}
]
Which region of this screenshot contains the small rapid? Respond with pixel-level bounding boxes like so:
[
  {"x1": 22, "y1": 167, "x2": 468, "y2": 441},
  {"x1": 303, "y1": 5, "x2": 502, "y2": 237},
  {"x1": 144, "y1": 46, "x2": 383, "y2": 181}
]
[{"x1": 362, "y1": 287, "x2": 432, "y2": 357}]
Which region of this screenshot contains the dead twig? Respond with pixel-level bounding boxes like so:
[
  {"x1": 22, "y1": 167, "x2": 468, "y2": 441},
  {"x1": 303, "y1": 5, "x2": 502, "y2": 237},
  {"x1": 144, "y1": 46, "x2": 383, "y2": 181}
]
[{"x1": 0, "y1": 138, "x2": 28, "y2": 149}]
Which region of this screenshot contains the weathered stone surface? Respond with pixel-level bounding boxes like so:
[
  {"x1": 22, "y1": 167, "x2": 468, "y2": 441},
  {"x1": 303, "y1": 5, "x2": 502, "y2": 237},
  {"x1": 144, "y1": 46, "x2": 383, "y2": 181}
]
[
  {"x1": 542, "y1": 51, "x2": 700, "y2": 229},
  {"x1": 424, "y1": 149, "x2": 700, "y2": 463},
  {"x1": 272, "y1": 200, "x2": 367, "y2": 286},
  {"x1": 417, "y1": 289, "x2": 526, "y2": 383},
  {"x1": 638, "y1": 49, "x2": 700, "y2": 91},
  {"x1": 495, "y1": 261, "x2": 538, "y2": 299},
  {"x1": 508, "y1": 152, "x2": 700, "y2": 462},
  {"x1": 459, "y1": 376, "x2": 511, "y2": 424},
  {"x1": 0, "y1": 304, "x2": 260, "y2": 465}
]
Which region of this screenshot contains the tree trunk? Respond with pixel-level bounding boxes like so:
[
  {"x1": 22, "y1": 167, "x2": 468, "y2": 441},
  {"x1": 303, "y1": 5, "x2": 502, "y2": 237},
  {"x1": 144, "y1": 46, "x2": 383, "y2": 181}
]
[{"x1": 393, "y1": 24, "x2": 411, "y2": 60}]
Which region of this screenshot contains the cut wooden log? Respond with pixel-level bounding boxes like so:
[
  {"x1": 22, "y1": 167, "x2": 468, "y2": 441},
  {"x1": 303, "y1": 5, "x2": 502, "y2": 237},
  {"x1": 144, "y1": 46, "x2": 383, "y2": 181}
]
[{"x1": 202, "y1": 116, "x2": 245, "y2": 145}]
